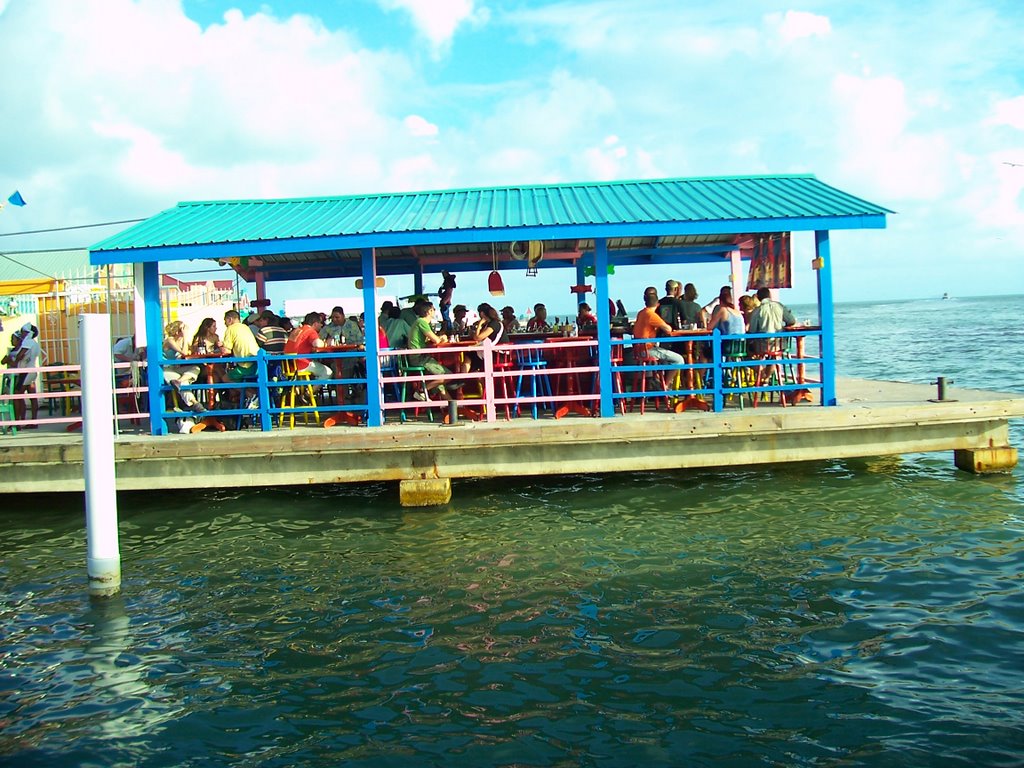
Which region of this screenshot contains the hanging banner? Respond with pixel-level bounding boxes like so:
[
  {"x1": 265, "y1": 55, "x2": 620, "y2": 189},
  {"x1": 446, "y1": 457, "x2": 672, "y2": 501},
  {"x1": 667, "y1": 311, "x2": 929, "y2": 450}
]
[{"x1": 746, "y1": 232, "x2": 792, "y2": 290}]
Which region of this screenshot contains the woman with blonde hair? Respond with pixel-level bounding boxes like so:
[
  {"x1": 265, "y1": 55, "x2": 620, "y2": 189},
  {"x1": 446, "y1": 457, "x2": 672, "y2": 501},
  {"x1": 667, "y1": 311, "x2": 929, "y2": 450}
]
[{"x1": 164, "y1": 320, "x2": 205, "y2": 413}]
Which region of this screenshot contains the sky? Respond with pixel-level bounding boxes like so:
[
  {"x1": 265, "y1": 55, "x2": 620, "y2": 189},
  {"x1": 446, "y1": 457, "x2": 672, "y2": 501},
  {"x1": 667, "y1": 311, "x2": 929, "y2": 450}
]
[{"x1": 0, "y1": 0, "x2": 1022, "y2": 313}]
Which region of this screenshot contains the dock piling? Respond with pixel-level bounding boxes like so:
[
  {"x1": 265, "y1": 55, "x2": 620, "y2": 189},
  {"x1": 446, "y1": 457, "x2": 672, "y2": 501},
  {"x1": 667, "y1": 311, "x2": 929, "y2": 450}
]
[{"x1": 81, "y1": 314, "x2": 121, "y2": 597}]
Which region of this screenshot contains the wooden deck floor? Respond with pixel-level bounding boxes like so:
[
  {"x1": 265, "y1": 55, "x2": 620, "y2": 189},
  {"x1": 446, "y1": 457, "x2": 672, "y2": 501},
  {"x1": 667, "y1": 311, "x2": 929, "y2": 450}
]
[{"x1": 1, "y1": 377, "x2": 1022, "y2": 494}]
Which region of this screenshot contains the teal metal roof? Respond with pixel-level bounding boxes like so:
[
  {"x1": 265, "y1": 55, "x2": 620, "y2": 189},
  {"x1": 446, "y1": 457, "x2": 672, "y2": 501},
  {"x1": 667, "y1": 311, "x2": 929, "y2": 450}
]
[{"x1": 92, "y1": 175, "x2": 889, "y2": 252}]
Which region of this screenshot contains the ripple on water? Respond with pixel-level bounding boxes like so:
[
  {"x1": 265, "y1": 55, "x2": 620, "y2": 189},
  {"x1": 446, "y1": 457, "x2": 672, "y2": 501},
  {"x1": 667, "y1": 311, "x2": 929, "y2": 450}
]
[{"x1": 3, "y1": 298, "x2": 1024, "y2": 766}]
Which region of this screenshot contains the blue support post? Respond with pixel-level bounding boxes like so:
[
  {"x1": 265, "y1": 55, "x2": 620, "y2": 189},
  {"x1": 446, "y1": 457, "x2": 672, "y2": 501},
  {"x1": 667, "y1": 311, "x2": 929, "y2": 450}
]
[
  {"x1": 594, "y1": 239, "x2": 614, "y2": 418},
  {"x1": 361, "y1": 247, "x2": 382, "y2": 427},
  {"x1": 256, "y1": 348, "x2": 272, "y2": 431},
  {"x1": 575, "y1": 262, "x2": 587, "y2": 307},
  {"x1": 815, "y1": 231, "x2": 837, "y2": 406},
  {"x1": 712, "y1": 328, "x2": 724, "y2": 412},
  {"x1": 413, "y1": 265, "x2": 424, "y2": 298},
  {"x1": 141, "y1": 261, "x2": 166, "y2": 435}
]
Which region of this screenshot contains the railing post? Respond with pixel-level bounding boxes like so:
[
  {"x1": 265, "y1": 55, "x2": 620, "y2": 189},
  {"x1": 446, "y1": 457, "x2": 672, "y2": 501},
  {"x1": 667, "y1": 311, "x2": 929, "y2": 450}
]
[
  {"x1": 256, "y1": 348, "x2": 271, "y2": 431},
  {"x1": 712, "y1": 328, "x2": 724, "y2": 412},
  {"x1": 483, "y1": 339, "x2": 496, "y2": 423}
]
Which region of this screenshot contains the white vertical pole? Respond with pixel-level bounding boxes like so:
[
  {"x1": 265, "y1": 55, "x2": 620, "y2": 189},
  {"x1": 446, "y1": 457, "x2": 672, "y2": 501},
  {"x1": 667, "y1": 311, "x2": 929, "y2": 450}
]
[
  {"x1": 81, "y1": 313, "x2": 121, "y2": 597},
  {"x1": 729, "y1": 249, "x2": 743, "y2": 308}
]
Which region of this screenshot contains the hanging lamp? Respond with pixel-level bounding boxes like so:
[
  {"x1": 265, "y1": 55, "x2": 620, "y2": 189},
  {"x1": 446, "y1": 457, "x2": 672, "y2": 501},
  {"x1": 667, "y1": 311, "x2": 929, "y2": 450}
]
[{"x1": 488, "y1": 242, "x2": 505, "y2": 296}]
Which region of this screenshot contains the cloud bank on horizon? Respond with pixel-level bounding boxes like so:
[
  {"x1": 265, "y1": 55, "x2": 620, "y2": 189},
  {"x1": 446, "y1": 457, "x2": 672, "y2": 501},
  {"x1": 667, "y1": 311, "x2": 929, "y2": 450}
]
[{"x1": 0, "y1": 0, "x2": 1021, "y2": 303}]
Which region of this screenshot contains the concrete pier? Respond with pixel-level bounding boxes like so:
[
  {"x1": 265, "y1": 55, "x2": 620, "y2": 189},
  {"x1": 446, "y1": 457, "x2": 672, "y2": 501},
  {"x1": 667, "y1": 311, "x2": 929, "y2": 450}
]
[{"x1": 1, "y1": 378, "x2": 1021, "y2": 500}]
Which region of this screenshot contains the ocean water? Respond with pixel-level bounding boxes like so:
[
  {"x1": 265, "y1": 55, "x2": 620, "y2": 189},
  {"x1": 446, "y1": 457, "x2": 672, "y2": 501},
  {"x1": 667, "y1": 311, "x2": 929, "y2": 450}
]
[{"x1": 2, "y1": 295, "x2": 1022, "y2": 767}]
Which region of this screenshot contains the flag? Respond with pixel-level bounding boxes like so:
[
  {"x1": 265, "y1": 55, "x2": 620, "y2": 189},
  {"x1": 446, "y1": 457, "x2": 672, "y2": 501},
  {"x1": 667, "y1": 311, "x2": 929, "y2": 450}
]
[{"x1": 7, "y1": 190, "x2": 26, "y2": 206}]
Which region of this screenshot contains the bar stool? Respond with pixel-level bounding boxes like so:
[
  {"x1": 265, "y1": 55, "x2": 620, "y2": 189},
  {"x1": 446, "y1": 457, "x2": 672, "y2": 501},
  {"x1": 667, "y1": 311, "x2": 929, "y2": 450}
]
[
  {"x1": 379, "y1": 357, "x2": 403, "y2": 422},
  {"x1": 590, "y1": 344, "x2": 627, "y2": 415},
  {"x1": 398, "y1": 355, "x2": 433, "y2": 423},
  {"x1": 280, "y1": 358, "x2": 321, "y2": 428},
  {"x1": 492, "y1": 348, "x2": 515, "y2": 420},
  {"x1": 751, "y1": 340, "x2": 793, "y2": 408},
  {"x1": 234, "y1": 372, "x2": 261, "y2": 430},
  {"x1": 630, "y1": 352, "x2": 671, "y2": 414},
  {"x1": 513, "y1": 341, "x2": 553, "y2": 419},
  {"x1": 722, "y1": 338, "x2": 753, "y2": 409}
]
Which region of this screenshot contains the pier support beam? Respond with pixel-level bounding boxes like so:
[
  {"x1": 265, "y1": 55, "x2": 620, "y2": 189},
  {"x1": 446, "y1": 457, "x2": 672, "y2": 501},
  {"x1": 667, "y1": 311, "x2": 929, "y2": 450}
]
[
  {"x1": 399, "y1": 478, "x2": 452, "y2": 507},
  {"x1": 954, "y1": 446, "x2": 1018, "y2": 474}
]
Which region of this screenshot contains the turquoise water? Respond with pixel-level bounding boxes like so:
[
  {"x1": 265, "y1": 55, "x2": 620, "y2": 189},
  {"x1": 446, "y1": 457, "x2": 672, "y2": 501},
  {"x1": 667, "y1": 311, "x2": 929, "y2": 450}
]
[{"x1": 2, "y1": 296, "x2": 1023, "y2": 767}]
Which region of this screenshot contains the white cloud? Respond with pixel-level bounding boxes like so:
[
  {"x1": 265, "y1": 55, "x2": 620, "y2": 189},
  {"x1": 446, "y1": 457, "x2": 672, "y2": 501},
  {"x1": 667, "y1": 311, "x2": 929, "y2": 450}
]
[
  {"x1": 987, "y1": 95, "x2": 1024, "y2": 130},
  {"x1": 404, "y1": 114, "x2": 439, "y2": 137},
  {"x1": 831, "y1": 73, "x2": 951, "y2": 200},
  {"x1": 375, "y1": 0, "x2": 487, "y2": 55},
  {"x1": 771, "y1": 10, "x2": 831, "y2": 43}
]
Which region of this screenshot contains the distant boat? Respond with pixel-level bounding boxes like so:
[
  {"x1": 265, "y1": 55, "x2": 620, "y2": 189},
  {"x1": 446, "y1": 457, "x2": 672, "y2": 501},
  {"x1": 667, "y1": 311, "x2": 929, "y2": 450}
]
[{"x1": 942, "y1": 292, "x2": 950, "y2": 300}]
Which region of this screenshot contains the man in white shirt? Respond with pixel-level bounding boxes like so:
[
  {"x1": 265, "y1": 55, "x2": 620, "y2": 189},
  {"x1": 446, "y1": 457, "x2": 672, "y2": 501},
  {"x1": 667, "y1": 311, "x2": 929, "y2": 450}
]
[
  {"x1": 747, "y1": 287, "x2": 796, "y2": 355},
  {"x1": 11, "y1": 323, "x2": 43, "y2": 426}
]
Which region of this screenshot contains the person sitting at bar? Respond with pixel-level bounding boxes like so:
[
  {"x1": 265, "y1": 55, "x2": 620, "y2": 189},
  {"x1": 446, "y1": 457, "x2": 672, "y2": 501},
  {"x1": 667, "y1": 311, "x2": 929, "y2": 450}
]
[
  {"x1": 462, "y1": 302, "x2": 505, "y2": 374},
  {"x1": 285, "y1": 312, "x2": 332, "y2": 380},
  {"x1": 632, "y1": 287, "x2": 689, "y2": 367},
  {"x1": 254, "y1": 310, "x2": 287, "y2": 354},
  {"x1": 384, "y1": 305, "x2": 410, "y2": 348},
  {"x1": 190, "y1": 318, "x2": 222, "y2": 357},
  {"x1": 408, "y1": 301, "x2": 461, "y2": 400},
  {"x1": 576, "y1": 302, "x2": 597, "y2": 330},
  {"x1": 162, "y1": 320, "x2": 205, "y2": 414},
  {"x1": 747, "y1": 286, "x2": 796, "y2": 355},
  {"x1": 319, "y1": 306, "x2": 346, "y2": 343},
  {"x1": 526, "y1": 303, "x2": 551, "y2": 332},
  {"x1": 341, "y1": 312, "x2": 365, "y2": 345},
  {"x1": 658, "y1": 280, "x2": 685, "y2": 328},
  {"x1": 708, "y1": 286, "x2": 748, "y2": 359},
  {"x1": 219, "y1": 310, "x2": 261, "y2": 400},
  {"x1": 738, "y1": 295, "x2": 756, "y2": 329},
  {"x1": 451, "y1": 304, "x2": 470, "y2": 336},
  {"x1": 501, "y1": 306, "x2": 522, "y2": 334},
  {"x1": 680, "y1": 283, "x2": 706, "y2": 328},
  {"x1": 378, "y1": 300, "x2": 395, "y2": 328}
]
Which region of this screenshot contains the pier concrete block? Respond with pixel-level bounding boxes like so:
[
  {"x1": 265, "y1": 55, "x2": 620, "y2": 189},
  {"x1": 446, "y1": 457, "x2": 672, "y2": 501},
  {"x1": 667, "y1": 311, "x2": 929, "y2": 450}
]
[
  {"x1": 399, "y1": 478, "x2": 452, "y2": 507},
  {"x1": 954, "y1": 446, "x2": 1018, "y2": 474}
]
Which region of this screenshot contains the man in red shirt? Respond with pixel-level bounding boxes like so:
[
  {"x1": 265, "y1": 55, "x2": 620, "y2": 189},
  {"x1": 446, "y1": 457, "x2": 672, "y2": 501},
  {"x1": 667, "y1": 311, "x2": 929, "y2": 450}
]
[{"x1": 284, "y1": 312, "x2": 331, "y2": 380}]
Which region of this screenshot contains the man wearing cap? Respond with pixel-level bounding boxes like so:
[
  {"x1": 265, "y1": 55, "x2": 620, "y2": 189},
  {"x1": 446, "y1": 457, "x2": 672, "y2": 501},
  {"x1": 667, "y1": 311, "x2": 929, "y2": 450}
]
[
  {"x1": 501, "y1": 306, "x2": 522, "y2": 334},
  {"x1": 9, "y1": 323, "x2": 43, "y2": 426},
  {"x1": 452, "y1": 305, "x2": 469, "y2": 336}
]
